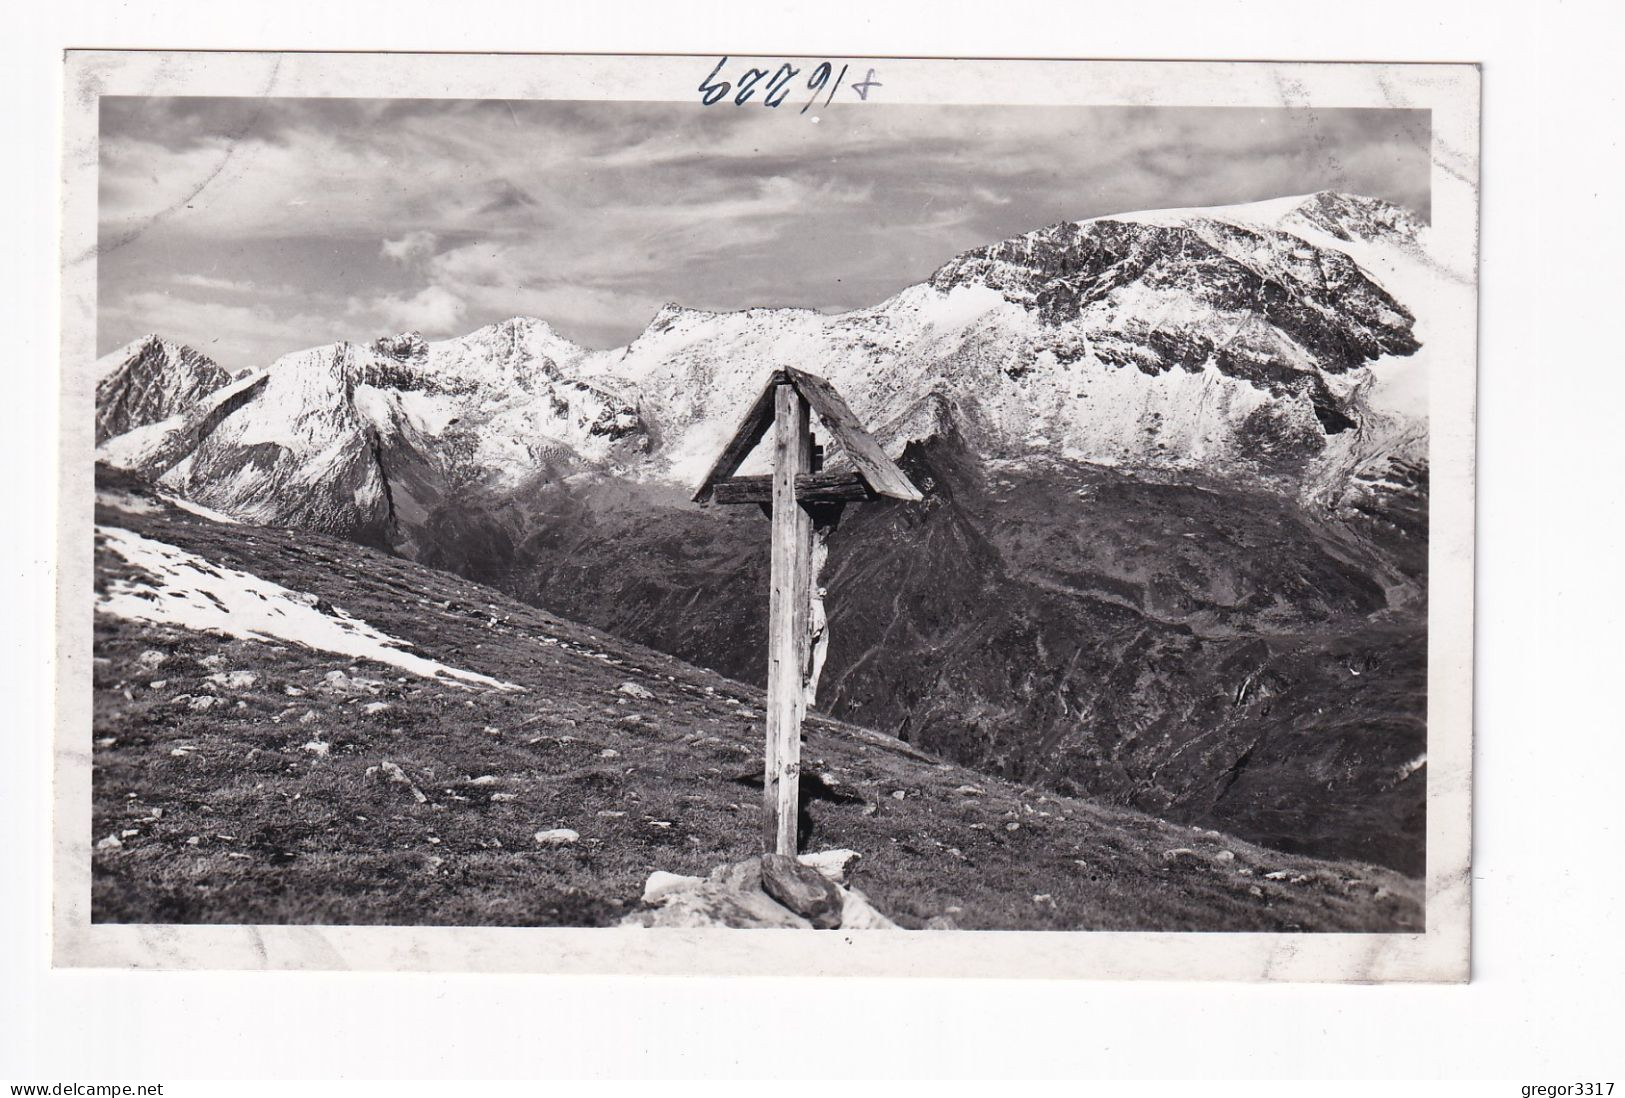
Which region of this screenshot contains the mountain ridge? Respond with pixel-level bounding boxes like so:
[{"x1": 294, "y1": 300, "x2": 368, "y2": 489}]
[{"x1": 97, "y1": 190, "x2": 1432, "y2": 518}]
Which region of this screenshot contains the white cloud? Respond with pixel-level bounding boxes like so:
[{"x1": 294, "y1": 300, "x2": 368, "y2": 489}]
[
  {"x1": 423, "y1": 243, "x2": 657, "y2": 344},
  {"x1": 381, "y1": 230, "x2": 439, "y2": 264},
  {"x1": 351, "y1": 285, "x2": 468, "y2": 336},
  {"x1": 170, "y1": 273, "x2": 303, "y2": 298},
  {"x1": 101, "y1": 290, "x2": 341, "y2": 368},
  {"x1": 172, "y1": 273, "x2": 256, "y2": 293}
]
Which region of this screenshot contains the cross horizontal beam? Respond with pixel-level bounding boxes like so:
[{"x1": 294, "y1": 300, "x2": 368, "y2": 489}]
[{"x1": 712, "y1": 470, "x2": 876, "y2": 505}]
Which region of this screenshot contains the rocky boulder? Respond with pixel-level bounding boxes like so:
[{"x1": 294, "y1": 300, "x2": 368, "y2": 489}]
[{"x1": 620, "y1": 851, "x2": 897, "y2": 930}]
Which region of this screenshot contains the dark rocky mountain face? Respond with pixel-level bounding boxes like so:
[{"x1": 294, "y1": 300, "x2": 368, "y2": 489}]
[
  {"x1": 930, "y1": 214, "x2": 1419, "y2": 376},
  {"x1": 926, "y1": 212, "x2": 1420, "y2": 441},
  {"x1": 95, "y1": 336, "x2": 233, "y2": 444}
]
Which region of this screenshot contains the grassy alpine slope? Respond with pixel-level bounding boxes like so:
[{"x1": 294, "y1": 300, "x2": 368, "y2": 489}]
[{"x1": 89, "y1": 466, "x2": 1421, "y2": 931}]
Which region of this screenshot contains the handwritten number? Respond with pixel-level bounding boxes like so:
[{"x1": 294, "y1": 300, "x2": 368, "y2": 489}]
[
  {"x1": 734, "y1": 67, "x2": 768, "y2": 105},
  {"x1": 698, "y1": 56, "x2": 731, "y2": 105},
  {"x1": 704, "y1": 58, "x2": 872, "y2": 109},
  {"x1": 764, "y1": 63, "x2": 798, "y2": 107},
  {"x1": 826, "y1": 64, "x2": 849, "y2": 107},
  {"x1": 802, "y1": 62, "x2": 832, "y2": 114}
]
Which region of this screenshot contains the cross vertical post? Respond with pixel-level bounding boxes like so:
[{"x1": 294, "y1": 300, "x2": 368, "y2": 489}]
[
  {"x1": 763, "y1": 381, "x2": 812, "y2": 855},
  {"x1": 690, "y1": 366, "x2": 923, "y2": 858}
]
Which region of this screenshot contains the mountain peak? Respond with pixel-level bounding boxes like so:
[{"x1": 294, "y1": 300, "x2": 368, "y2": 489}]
[
  {"x1": 95, "y1": 334, "x2": 232, "y2": 445},
  {"x1": 373, "y1": 330, "x2": 429, "y2": 361},
  {"x1": 469, "y1": 315, "x2": 566, "y2": 341},
  {"x1": 99, "y1": 333, "x2": 191, "y2": 372},
  {"x1": 1282, "y1": 190, "x2": 1424, "y2": 244},
  {"x1": 496, "y1": 315, "x2": 553, "y2": 333}
]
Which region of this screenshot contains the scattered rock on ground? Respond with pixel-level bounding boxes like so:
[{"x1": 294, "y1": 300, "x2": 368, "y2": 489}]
[
  {"x1": 797, "y1": 848, "x2": 861, "y2": 884},
  {"x1": 373, "y1": 760, "x2": 428, "y2": 803},
  {"x1": 838, "y1": 886, "x2": 898, "y2": 930},
  {"x1": 533, "y1": 828, "x2": 579, "y2": 846},
  {"x1": 625, "y1": 865, "x2": 809, "y2": 929},
  {"x1": 760, "y1": 853, "x2": 844, "y2": 929},
  {"x1": 622, "y1": 851, "x2": 897, "y2": 930},
  {"x1": 642, "y1": 870, "x2": 705, "y2": 905},
  {"x1": 617, "y1": 682, "x2": 654, "y2": 701}
]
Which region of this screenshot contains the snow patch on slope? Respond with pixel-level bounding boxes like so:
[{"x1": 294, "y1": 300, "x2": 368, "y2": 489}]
[{"x1": 96, "y1": 525, "x2": 518, "y2": 690}]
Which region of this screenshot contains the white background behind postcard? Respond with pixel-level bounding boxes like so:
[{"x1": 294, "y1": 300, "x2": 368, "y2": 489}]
[{"x1": 4, "y1": 0, "x2": 1622, "y2": 1082}]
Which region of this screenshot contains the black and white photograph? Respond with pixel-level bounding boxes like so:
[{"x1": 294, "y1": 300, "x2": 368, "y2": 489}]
[
  {"x1": 54, "y1": 51, "x2": 1478, "y2": 978},
  {"x1": 15, "y1": 0, "x2": 1625, "y2": 1086}
]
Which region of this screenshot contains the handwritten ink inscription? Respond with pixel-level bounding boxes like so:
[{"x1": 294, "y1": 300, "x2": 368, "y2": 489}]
[{"x1": 698, "y1": 57, "x2": 882, "y2": 111}]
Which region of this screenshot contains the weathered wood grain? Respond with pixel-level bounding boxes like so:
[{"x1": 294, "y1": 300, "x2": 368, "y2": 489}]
[
  {"x1": 763, "y1": 382, "x2": 812, "y2": 855},
  {"x1": 689, "y1": 369, "x2": 788, "y2": 503},
  {"x1": 783, "y1": 366, "x2": 923, "y2": 502},
  {"x1": 711, "y1": 470, "x2": 875, "y2": 505}
]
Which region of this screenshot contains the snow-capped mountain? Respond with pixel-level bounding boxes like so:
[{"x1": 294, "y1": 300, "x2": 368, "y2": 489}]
[
  {"x1": 95, "y1": 334, "x2": 234, "y2": 444},
  {"x1": 97, "y1": 191, "x2": 1432, "y2": 547},
  {"x1": 105, "y1": 317, "x2": 646, "y2": 547},
  {"x1": 574, "y1": 191, "x2": 1433, "y2": 496}
]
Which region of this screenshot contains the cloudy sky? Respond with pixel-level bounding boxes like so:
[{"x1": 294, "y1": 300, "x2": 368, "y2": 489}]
[{"x1": 98, "y1": 97, "x2": 1429, "y2": 369}]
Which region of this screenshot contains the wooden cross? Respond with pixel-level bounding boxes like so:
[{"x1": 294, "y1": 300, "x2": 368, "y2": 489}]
[{"x1": 692, "y1": 368, "x2": 923, "y2": 855}]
